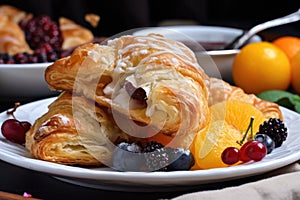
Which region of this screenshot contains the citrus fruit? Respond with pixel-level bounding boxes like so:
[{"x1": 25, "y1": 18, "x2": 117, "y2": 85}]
[
  {"x1": 191, "y1": 100, "x2": 266, "y2": 170},
  {"x1": 290, "y1": 50, "x2": 300, "y2": 95},
  {"x1": 232, "y1": 41, "x2": 291, "y2": 94},
  {"x1": 272, "y1": 36, "x2": 300, "y2": 61}
]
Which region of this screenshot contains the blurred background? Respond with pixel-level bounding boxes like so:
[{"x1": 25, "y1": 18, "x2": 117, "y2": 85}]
[{"x1": 0, "y1": 0, "x2": 300, "y2": 40}]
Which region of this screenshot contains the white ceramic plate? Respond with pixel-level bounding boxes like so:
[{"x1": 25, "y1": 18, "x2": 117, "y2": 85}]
[
  {"x1": 0, "y1": 63, "x2": 58, "y2": 99},
  {"x1": 0, "y1": 97, "x2": 300, "y2": 192}
]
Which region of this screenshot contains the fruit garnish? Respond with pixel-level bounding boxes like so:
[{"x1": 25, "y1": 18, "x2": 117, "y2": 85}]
[
  {"x1": 257, "y1": 90, "x2": 300, "y2": 114},
  {"x1": 1, "y1": 102, "x2": 31, "y2": 145},
  {"x1": 239, "y1": 140, "x2": 267, "y2": 162},
  {"x1": 256, "y1": 118, "x2": 288, "y2": 148},
  {"x1": 111, "y1": 141, "x2": 194, "y2": 172},
  {"x1": 221, "y1": 117, "x2": 288, "y2": 165},
  {"x1": 254, "y1": 134, "x2": 275, "y2": 154},
  {"x1": 111, "y1": 142, "x2": 145, "y2": 172},
  {"x1": 221, "y1": 147, "x2": 240, "y2": 165},
  {"x1": 191, "y1": 100, "x2": 266, "y2": 169}
]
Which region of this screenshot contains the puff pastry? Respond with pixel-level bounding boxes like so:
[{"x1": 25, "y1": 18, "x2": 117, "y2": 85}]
[
  {"x1": 0, "y1": 16, "x2": 32, "y2": 55},
  {"x1": 45, "y1": 34, "x2": 211, "y2": 148},
  {"x1": 0, "y1": 5, "x2": 28, "y2": 24},
  {"x1": 208, "y1": 77, "x2": 283, "y2": 119},
  {"x1": 59, "y1": 17, "x2": 94, "y2": 50},
  {"x1": 25, "y1": 92, "x2": 124, "y2": 166}
]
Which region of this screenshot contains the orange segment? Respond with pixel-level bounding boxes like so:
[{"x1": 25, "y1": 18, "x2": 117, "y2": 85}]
[{"x1": 191, "y1": 100, "x2": 266, "y2": 170}]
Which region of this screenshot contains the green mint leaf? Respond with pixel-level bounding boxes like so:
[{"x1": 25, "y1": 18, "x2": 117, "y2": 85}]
[{"x1": 257, "y1": 90, "x2": 300, "y2": 113}]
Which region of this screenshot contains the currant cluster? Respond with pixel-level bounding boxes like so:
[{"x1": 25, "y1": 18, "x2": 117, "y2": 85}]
[
  {"x1": 0, "y1": 44, "x2": 64, "y2": 64},
  {"x1": 0, "y1": 15, "x2": 71, "y2": 64},
  {"x1": 19, "y1": 15, "x2": 63, "y2": 50},
  {"x1": 111, "y1": 141, "x2": 195, "y2": 172},
  {"x1": 221, "y1": 117, "x2": 288, "y2": 165}
]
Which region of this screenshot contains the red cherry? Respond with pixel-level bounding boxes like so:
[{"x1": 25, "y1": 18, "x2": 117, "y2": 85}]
[
  {"x1": 240, "y1": 140, "x2": 267, "y2": 162},
  {"x1": 244, "y1": 141, "x2": 267, "y2": 161},
  {"x1": 1, "y1": 119, "x2": 31, "y2": 144},
  {"x1": 221, "y1": 147, "x2": 240, "y2": 165},
  {"x1": 239, "y1": 141, "x2": 253, "y2": 162}
]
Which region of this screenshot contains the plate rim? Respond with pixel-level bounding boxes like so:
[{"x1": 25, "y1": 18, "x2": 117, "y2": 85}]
[{"x1": 0, "y1": 97, "x2": 300, "y2": 189}]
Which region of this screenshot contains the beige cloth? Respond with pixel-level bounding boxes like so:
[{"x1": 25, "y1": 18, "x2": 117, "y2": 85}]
[{"x1": 173, "y1": 161, "x2": 300, "y2": 200}]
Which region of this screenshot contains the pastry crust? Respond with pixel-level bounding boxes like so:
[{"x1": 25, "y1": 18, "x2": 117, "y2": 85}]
[
  {"x1": 59, "y1": 17, "x2": 94, "y2": 50},
  {"x1": 25, "y1": 92, "x2": 124, "y2": 166},
  {"x1": 208, "y1": 78, "x2": 283, "y2": 119},
  {"x1": 45, "y1": 34, "x2": 211, "y2": 148},
  {"x1": 0, "y1": 16, "x2": 32, "y2": 55},
  {"x1": 0, "y1": 5, "x2": 28, "y2": 24}
]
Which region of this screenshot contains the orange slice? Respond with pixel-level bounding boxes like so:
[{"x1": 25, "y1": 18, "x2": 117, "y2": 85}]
[{"x1": 191, "y1": 100, "x2": 266, "y2": 170}]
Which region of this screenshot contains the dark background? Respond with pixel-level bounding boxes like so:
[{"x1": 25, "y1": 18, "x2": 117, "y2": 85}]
[{"x1": 0, "y1": 0, "x2": 300, "y2": 39}]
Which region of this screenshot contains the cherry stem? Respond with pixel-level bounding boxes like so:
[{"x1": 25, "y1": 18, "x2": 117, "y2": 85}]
[
  {"x1": 237, "y1": 116, "x2": 254, "y2": 145},
  {"x1": 6, "y1": 102, "x2": 20, "y2": 119}
]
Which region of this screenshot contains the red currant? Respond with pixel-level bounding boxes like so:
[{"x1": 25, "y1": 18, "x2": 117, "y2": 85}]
[
  {"x1": 221, "y1": 147, "x2": 240, "y2": 165},
  {"x1": 1, "y1": 119, "x2": 31, "y2": 144}
]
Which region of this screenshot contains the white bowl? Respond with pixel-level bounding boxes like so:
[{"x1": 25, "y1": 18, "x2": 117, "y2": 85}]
[
  {"x1": 0, "y1": 63, "x2": 58, "y2": 100},
  {"x1": 133, "y1": 26, "x2": 262, "y2": 83}
]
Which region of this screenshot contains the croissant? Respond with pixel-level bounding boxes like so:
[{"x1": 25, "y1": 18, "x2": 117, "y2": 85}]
[
  {"x1": 0, "y1": 5, "x2": 28, "y2": 24},
  {"x1": 45, "y1": 34, "x2": 210, "y2": 148},
  {"x1": 208, "y1": 77, "x2": 283, "y2": 119},
  {"x1": 25, "y1": 92, "x2": 124, "y2": 166},
  {"x1": 59, "y1": 17, "x2": 94, "y2": 50},
  {"x1": 0, "y1": 16, "x2": 32, "y2": 55}
]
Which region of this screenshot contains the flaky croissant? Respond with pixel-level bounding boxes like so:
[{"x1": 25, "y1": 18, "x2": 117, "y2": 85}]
[
  {"x1": 208, "y1": 77, "x2": 283, "y2": 119},
  {"x1": 45, "y1": 34, "x2": 210, "y2": 148},
  {"x1": 0, "y1": 5, "x2": 28, "y2": 24},
  {"x1": 59, "y1": 17, "x2": 94, "y2": 50},
  {"x1": 0, "y1": 16, "x2": 32, "y2": 55},
  {"x1": 25, "y1": 92, "x2": 124, "y2": 166}
]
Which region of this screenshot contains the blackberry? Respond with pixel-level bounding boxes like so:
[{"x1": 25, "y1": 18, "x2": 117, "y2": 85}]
[
  {"x1": 145, "y1": 148, "x2": 169, "y2": 172},
  {"x1": 143, "y1": 141, "x2": 169, "y2": 171},
  {"x1": 257, "y1": 118, "x2": 288, "y2": 148},
  {"x1": 111, "y1": 142, "x2": 145, "y2": 171},
  {"x1": 166, "y1": 148, "x2": 195, "y2": 171},
  {"x1": 143, "y1": 141, "x2": 164, "y2": 153}
]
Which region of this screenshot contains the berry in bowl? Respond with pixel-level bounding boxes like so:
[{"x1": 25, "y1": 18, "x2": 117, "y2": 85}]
[{"x1": 0, "y1": 5, "x2": 98, "y2": 99}]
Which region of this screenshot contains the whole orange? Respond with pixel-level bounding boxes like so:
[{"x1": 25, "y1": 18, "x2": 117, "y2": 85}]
[
  {"x1": 291, "y1": 50, "x2": 300, "y2": 95},
  {"x1": 272, "y1": 36, "x2": 300, "y2": 61},
  {"x1": 232, "y1": 41, "x2": 291, "y2": 94}
]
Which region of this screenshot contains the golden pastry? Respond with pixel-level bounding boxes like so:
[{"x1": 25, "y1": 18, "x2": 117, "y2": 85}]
[
  {"x1": 85, "y1": 13, "x2": 100, "y2": 27},
  {"x1": 0, "y1": 16, "x2": 32, "y2": 55},
  {"x1": 45, "y1": 34, "x2": 211, "y2": 148},
  {"x1": 0, "y1": 5, "x2": 28, "y2": 24},
  {"x1": 208, "y1": 77, "x2": 283, "y2": 119},
  {"x1": 59, "y1": 17, "x2": 94, "y2": 50},
  {"x1": 25, "y1": 92, "x2": 124, "y2": 166}
]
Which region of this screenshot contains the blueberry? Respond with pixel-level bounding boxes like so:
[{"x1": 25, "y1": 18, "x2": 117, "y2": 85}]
[
  {"x1": 167, "y1": 148, "x2": 195, "y2": 171},
  {"x1": 111, "y1": 142, "x2": 145, "y2": 172}
]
